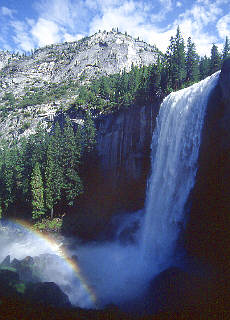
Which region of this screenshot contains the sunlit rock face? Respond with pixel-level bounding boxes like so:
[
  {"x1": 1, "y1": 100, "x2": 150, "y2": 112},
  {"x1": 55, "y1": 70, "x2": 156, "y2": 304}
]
[
  {"x1": 185, "y1": 58, "x2": 230, "y2": 270},
  {"x1": 0, "y1": 30, "x2": 159, "y2": 140}
]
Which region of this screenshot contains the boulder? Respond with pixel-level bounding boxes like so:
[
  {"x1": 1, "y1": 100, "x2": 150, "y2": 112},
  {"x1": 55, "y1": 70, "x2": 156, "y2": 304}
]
[
  {"x1": 0, "y1": 255, "x2": 11, "y2": 268},
  {"x1": 0, "y1": 269, "x2": 21, "y2": 298},
  {"x1": 25, "y1": 282, "x2": 71, "y2": 307},
  {"x1": 146, "y1": 267, "x2": 218, "y2": 313},
  {"x1": 11, "y1": 257, "x2": 35, "y2": 282}
]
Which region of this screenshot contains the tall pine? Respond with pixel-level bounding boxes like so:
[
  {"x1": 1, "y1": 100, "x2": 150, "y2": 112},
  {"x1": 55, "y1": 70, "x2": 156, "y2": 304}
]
[
  {"x1": 31, "y1": 162, "x2": 45, "y2": 220},
  {"x1": 199, "y1": 55, "x2": 210, "y2": 80},
  {"x1": 222, "y1": 36, "x2": 230, "y2": 61},
  {"x1": 166, "y1": 26, "x2": 186, "y2": 90},
  {"x1": 210, "y1": 44, "x2": 221, "y2": 74},
  {"x1": 186, "y1": 37, "x2": 199, "y2": 83},
  {"x1": 61, "y1": 117, "x2": 83, "y2": 205},
  {"x1": 44, "y1": 123, "x2": 64, "y2": 217}
]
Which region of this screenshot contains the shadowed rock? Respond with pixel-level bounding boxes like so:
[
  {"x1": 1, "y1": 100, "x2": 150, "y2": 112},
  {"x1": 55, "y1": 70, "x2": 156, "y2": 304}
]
[
  {"x1": 25, "y1": 282, "x2": 71, "y2": 307},
  {"x1": 0, "y1": 255, "x2": 11, "y2": 267}
]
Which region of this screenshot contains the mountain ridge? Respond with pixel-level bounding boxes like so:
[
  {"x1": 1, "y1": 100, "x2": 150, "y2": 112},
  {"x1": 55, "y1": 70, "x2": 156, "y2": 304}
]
[{"x1": 0, "y1": 30, "x2": 160, "y2": 140}]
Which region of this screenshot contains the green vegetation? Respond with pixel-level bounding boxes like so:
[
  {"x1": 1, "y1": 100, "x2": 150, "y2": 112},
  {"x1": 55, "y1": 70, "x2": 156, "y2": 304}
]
[
  {"x1": 17, "y1": 81, "x2": 79, "y2": 109},
  {"x1": 0, "y1": 115, "x2": 95, "y2": 221},
  {"x1": 31, "y1": 162, "x2": 45, "y2": 220},
  {"x1": 14, "y1": 282, "x2": 26, "y2": 294},
  {"x1": 0, "y1": 266, "x2": 17, "y2": 272},
  {"x1": 32, "y1": 218, "x2": 63, "y2": 233},
  {"x1": 0, "y1": 80, "x2": 79, "y2": 113},
  {"x1": 73, "y1": 27, "x2": 229, "y2": 115}
]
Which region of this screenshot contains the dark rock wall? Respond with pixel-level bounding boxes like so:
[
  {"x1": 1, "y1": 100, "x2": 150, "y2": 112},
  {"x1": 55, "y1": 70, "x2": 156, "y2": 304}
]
[
  {"x1": 185, "y1": 58, "x2": 230, "y2": 271},
  {"x1": 63, "y1": 101, "x2": 161, "y2": 238},
  {"x1": 95, "y1": 102, "x2": 160, "y2": 214}
]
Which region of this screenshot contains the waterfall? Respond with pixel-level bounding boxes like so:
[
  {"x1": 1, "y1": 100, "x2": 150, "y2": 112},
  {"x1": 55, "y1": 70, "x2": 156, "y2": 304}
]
[{"x1": 141, "y1": 72, "x2": 220, "y2": 264}]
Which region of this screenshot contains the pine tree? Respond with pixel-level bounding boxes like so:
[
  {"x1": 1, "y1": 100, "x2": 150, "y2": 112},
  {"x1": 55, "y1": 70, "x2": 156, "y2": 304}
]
[
  {"x1": 82, "y1": 113, "x2": 96, "y2": 152},
  {"x1": 44, "y1": 123, "x2": 64, "y2": 216},
  {"x1": 166, "y1": 26, "x2": 186, "y2": 90},
  {"x1": 44, "y1": 142, "x2": 56, "y2": 218},
  {"x1": 31, "y1": 162, "x2": 45, "y2": 220},
  {"x1": 0, "y1": 143, "x2": 17, "y2": 211},
  {"x1": 199, "y1": 55, "x2": 210, "y2": 80},
  {"x1": 0, "y1": 199, "x2": 2, "y2": 219},
  {"x1": 186, "y1": 37, "x2": 199, "y2": 83},
  {"x1": 210, "y1": 44, "x2": 221, "y2": 74},
  {"x1": 149, "y1": 59, "x2": 161, "y2": 97},
  {"x1": 222, "y1": 36, "x2": 230, "y2": 61},
  {"x1": 61, "y1": 117, "x2": 83, "y2": 205}
]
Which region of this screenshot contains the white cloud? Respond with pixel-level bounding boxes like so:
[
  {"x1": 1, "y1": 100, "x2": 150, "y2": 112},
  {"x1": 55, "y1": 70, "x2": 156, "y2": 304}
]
[
  {"x1": 172, "y1": 0, "x2": 225, "y2": 55},
  {"x1": 31, "y1": 18, "x2": 61, "y2": 47},
  {"x1": 0, "y1": 0, "x2": 228, "y2": 57},
  {"x1": 35, "y1": 0, "x2": 76, "y2": 29},
  {"x1": 88, "y1": 1, "x2": 174, "y2": 53},
  {"x1": 1, "y1": 6, "x2": 16, "y2": 18},
  {"x1": 217, "y1": 14, "x2": 230, "y2": 39},
  {"x1": 159, "y1": 0, "x2": 172, "y2": 11},
  {"x1": 11, "y1": 20, "x2": 34, "y2": 51},
  {"x1": 63, "y1": 32, "x2": 84, "y2": 42}
]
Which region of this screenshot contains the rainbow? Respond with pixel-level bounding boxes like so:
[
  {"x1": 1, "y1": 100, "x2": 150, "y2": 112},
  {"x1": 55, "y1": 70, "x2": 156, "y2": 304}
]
[{"x1": 8, "y1": 219, "x2": 97, "y2": 306}]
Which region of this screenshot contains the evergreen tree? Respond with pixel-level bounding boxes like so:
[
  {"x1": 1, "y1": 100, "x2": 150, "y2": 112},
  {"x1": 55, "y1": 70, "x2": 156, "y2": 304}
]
[
  {"x1": 31, "y1": 162, "x2": 45, "y2": 220},
  {"x1": 61, "y1": 117, "x2": 83, "y2": 205},
  {"x1": 222, "y1": 36, "x2": 230, "y2": 61},
  {"x1": 186, "y1": 37, "x2": 199, "y2": 83},
  {"x1": 210, "y1": 44, "x2": 221, "y2": 74},
  {"x1": 0, "y1": 200, "x2": 2, "y2": 219},
  {"x1": 0, "y1": 143, "x2": 18, "y2": 211},
  {"x1": 166, "y1": 26, "x2": 186, "y2": 90},
  {"x1": 82, "y1": 113, "x2": 96, "y2": 152},
  {"x1": 45, "y1": 123, "x2": 64, "y2": 212},
  {"x1": 149, "y1": 59, "x2": 162, "y2": 97},
  {"x1": 199, "y1": 55, "x2": 210, "y2": 80},
  {"x1": 44, "y1": 142, "x2": 56, "y2": 218}
]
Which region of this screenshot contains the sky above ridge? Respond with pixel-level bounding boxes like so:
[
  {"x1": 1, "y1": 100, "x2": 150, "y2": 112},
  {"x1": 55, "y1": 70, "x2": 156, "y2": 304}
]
[{"x1": 0, "y1": 0, "x2": 229, "y2": 56}]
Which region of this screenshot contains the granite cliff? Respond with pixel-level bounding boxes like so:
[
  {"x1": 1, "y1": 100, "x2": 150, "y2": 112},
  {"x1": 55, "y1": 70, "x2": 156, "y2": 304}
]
[{"x1": 0, "y1": 30, "x2": 159, "y2": 140}]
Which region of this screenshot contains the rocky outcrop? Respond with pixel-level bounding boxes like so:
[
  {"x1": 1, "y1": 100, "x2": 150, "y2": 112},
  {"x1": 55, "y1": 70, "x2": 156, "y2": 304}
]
[
  {"x1": 0, "y1": 254, "x2": 71, "y2": 308},
  {"x1": 25, "y1": 282, "x2": 71, "y2": 307},
  {"x1": 0, "y1": 30, "x2": 159, "y2": 140},
  {"x1": 185, "y1": 58, "x2": 230, "y2": 271},
  {"x1": 63, "y1": 100, "x2": 161, "y2": 239},
  {"x1": 147, "y1": 267, "x2": 216, "y2": 313}
]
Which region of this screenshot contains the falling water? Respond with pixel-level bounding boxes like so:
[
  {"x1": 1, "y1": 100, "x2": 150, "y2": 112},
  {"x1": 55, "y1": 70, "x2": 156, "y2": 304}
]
[{"x1": 141, "y1": 72, "x2": 220, "y2": 265}]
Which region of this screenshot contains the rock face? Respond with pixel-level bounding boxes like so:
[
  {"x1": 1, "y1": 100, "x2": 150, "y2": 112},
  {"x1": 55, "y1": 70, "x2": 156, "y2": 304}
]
[
  {"x1": 62, "y1": 100, "x2": 161, "y2": 239},
  {"x1": 146, "y1": 267, "x2": 218, "y2": 313},
  {"x1": 25, "y1": 282, "x2": 71, "y2": 307},
  {"x1": 185, "y1": 58, "x2": 230, "y2": 271},
  {"x1": 95, "y1": 101, "x2": 160, "y2": 212},
  {"x1": 0, "y1": 30, "x2": 159, "y2": 140}
]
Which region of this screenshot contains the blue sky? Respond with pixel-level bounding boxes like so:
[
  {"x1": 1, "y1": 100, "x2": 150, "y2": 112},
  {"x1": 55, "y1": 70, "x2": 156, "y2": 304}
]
[{"x1": 0, "y1": 0, "x2": 229, "y2": 56}]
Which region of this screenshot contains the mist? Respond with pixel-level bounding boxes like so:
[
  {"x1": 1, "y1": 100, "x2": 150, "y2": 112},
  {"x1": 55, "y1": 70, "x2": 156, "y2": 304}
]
[{"x1": 0, "y1": 215, "x2": 170, "y2": 311}]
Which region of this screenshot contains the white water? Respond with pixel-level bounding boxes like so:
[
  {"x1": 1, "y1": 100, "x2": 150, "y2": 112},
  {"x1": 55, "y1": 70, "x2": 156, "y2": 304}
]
[{"x1": 141, "y1": 72, "x2": 220, "y2": 264}]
